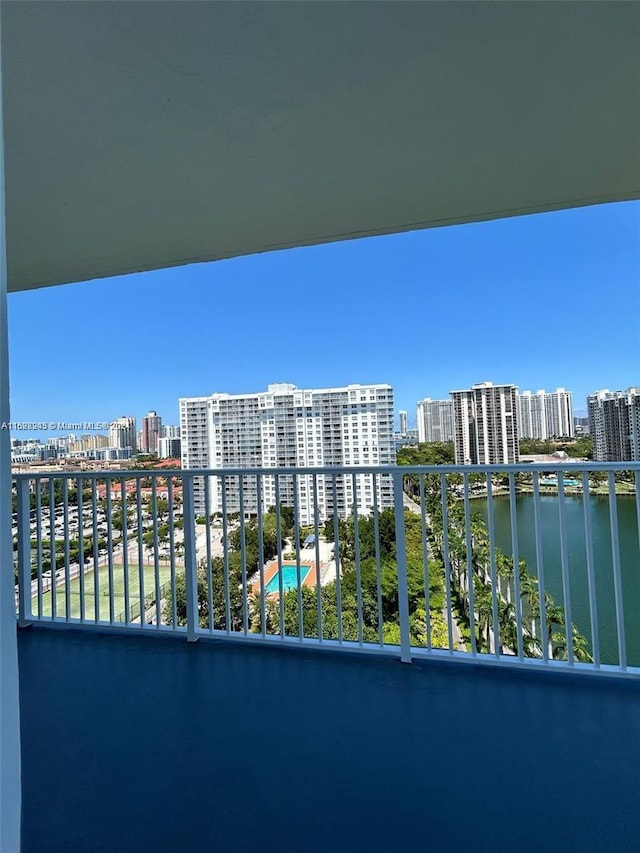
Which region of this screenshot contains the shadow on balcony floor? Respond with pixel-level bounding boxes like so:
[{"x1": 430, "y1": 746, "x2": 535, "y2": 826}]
[{"x1": 18, "y1": 627, "x2": 640, "y2": 853}]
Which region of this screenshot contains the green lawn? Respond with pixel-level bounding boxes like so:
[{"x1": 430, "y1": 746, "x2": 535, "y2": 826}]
[{"x1": 32, "y1": 561, "x2": 182, "y2": 623}]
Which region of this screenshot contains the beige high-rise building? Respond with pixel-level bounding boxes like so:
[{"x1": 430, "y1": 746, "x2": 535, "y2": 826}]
[{"x1": 108, "y1": 416, "x2": 137, "y2": 451}]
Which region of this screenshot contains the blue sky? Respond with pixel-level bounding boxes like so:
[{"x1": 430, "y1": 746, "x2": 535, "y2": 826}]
[{"x1": 8, "y1": 200, "x2": 639, "y2": 434}]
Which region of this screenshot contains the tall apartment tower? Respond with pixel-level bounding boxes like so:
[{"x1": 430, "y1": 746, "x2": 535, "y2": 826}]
[
  {"x1": 157, "y1": 436, "x2": 182, "y2": 459},
  {"x1": 588, "y1": 388, "x2": 640, "y2": 461},
  {"x1": 416, "y1": 398, "x2": 454, "y2": 443},
  {"x1": 517, "y1": 388, "x2": 573, "y2": 439},
  {"x1": 516, "y1": 390, "x2": 546, "y2": 439},
  {"x1": 545, "y1": 388, "x2": 574, "y2": 438},
  {"x1": 180, "y1": 383, "x2": 395, "y2": 521},
  {"x1": 179, "y1": 396, "x2": 210, "y2": 513},
  {"x1": 451, "y1": 382, "x2": 519, "y2": 464},
  {"x1": 398, "y1": 410, "x2": 408, "y2": 436},
  {"x1": 109, "y1": 416, "x2": 137, "y2": 451},
  {"x1": 141, "y1": 411, "x2": 163, "y2": 454}
]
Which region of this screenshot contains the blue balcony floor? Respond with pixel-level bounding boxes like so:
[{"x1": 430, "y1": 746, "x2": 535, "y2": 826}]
[{"x1": 18, "y1": 627, "x2": 640, "y2": 853}]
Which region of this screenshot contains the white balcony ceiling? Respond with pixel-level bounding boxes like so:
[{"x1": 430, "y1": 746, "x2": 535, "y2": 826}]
[{"x1": 3, "y1": 1, "x2": 639, "y2": 293}]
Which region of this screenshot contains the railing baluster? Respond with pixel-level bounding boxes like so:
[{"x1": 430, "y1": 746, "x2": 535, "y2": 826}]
[
  {"x1": 221, "y1": 476, "x2": 231, "y2": 634},
  {"x1": 136, "y1": 478, "x2": 144, "y2": 626},
  {"x1": 151, "y1": 477, "x2": 161, "y2": 628},
  {"x1": 78, "y1": 478, "x2": 85, "y2": 623},
  {"x1": 274, "y1": 475, "x2": 284, "y2": 637},
  {"x1": 62, "y1": 478, "x2": 70, "y2": 621},
  {"x1": 167, "y1": 477, "x2": 177, "y2": 629},
  {"x1": 508, "y1": 473, "x2": 524, "y2": 660},
  {"x1": 257, "y1": 474, "x2": 266, "y2": 638},
  {"x1": 332, "y1": 476, "x2": 343, "y2": 645},
  {"x1": 204, "y1": 475, "x2": 213, "y2": 632},
  {"x1": 608, "y1": 471, "x2": 626, "y2": 670},
  {"x1": 463, "y1": 474, "x2": 477, "y2": 657},
  {"x1": 373, "y1": 473, "x2": 384, "y2": 648},
  {"x1": 557, "y1": 476, "x2": 573, "y2": 665},
  {"x1": 92, "y1": 479, "x2": 99, "y2": 623},
  {"x1": 486, "y1": 473, "x2": 500, "y2": 658},
  {"x1": 532, "y1": 473, "x2": 549, "y2": 663},
  {"x1": 293, "y1": 475, "x2": 303, "y2": 640},
  {"x1": 352, "y1": 472, "x2": 364, "y2": 646},
  {"x1": 16, "y1": 478, "x2": 32, "y2": 627},
  {"x1": 182, "y1": 475, "x2": 199, "y2": 642},
  {"x1": 36, "y1": 479, "x2": 43, "y2": 619},
  {"x1": 49, "y1": 478, "x2": 56, "y2": 620},
  {"x1": 440, "y1": 474, "x2": 454, "y2": 654},
  {"x1": 239, "y1": 478, "x2": 248, "y2": 636},
  {"x1": 106, "y1": 478, "x2": 115, "y2": 624},
  {"x1": 582, "y1": 471, "x2": 599, "y2": 667},
  {"x1": 419, "y1": 474, "x2": 431, "y2": 651},
  {"x1": 312, "y1": 474, "x2": 322, "y2": 642},
  {"x1": 392, "y1": 471, "x2": 411, "y2": 663},
  {"x1": 121, "y1": 477, "x2": 130, "y2": 625}
]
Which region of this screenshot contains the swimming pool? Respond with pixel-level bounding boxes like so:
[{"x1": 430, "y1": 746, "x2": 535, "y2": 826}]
[{"x1": 265, "y1": 564, "x2": 312, "y2": 594}]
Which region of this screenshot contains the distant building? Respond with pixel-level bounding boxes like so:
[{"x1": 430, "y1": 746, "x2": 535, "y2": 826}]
[
  {"x1": 68, "y1": 434, "x2": 109, "y2": 453},
  {"x1": 141, "y1": 411, "x2": 163, "y2": 454},
  {"x1": 163, "y1": 425, "x2": 181, "y2": 439},
  {"x1": 574, "y1": 416, "x2": 590, "y2": 436},
  {"x1": 96, "y1": 447, "x2": 132, "y2": 461},
  {"x1": 178, "y1": 396, "x2": 210, "y2": 513},
  {"x1": 517, "y1": 388, "x2": 573, "y2": 439},
  {"x1": 157, "y1": 436, "x2": 181, "y2": 459},
  {"x1": 416, "y1": 398, "x2": 454, "y2": 443},
  {"x1": 180, "y1": 383, "x2": 395, "y2": 521},
  {"x1": 588, "y1": 388, "x2": 640, "y2": 461},
  {"x1": 451, "y1": 382, "x2": 519, "y2": 464},
  {"x1": 398, "y1": 410, "x2": 408, "y2": 436},
  {"x1": 109, "y1": 416, "x2": 137, "y2": 451}
]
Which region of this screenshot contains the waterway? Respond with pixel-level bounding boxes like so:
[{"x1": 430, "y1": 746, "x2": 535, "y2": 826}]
[{"x1": 475, "y1": 493, "x2": 640, "y2": 666}]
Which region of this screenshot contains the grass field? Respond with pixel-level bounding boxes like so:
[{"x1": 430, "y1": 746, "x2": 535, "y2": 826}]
[{"x1": 32, "y1": 561, "x2": 181, "y2": 623}]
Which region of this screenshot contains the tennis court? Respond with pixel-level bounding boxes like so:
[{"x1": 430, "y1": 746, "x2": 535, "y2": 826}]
[{"x1": 32, "y1": 561, "x2": 181, "y2": 623}]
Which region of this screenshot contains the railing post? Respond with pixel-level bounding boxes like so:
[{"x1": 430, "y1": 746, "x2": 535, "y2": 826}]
[
  {"x1": 181, "y1": 475, "x2": 199, "y2": 642},
  {"x1": 16, "y1": 478, "x2": 32, "y2": 628},
  {"x1": 393, "y1": 471, "x2": 412, "y2": 663}
]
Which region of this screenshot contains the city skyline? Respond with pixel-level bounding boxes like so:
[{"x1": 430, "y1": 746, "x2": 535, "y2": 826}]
[{"x1": 6, "y1": 201, "x2": 639, "y2": 432}]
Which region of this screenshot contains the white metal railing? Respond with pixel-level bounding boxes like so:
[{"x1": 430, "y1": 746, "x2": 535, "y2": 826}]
[{"x1": 12, "y1": 463, "x2": 640, "y2": 676}]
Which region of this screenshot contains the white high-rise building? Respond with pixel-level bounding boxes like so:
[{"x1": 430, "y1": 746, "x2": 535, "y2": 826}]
[
  {"x1": 545, "y1": 388, "x2": 574, "y2": 438},
  {"x1": 179, "y1": 396, "x2": 210, "y2": 514},
  {"x1": 109, "y1": 416, "x2": 137, "y2": 451},
  {"x1": 451, "y1": 382, "x2": 519, "y2": 464},
  {"x1": 416, "y1": 398, "x2": 454, "y2": 443},
  {"x1": 158, "y1": 436, "x2": 181, "y2": 459},
  {"x1": 588, "y1": 388, "x2": 640, "y2": 462},
  {"x1": 180, "y1": 383, "x2": 395, "y2": 521},
  {"x1": 516, "y1": 390, "x2": 546, "y2": 439},
  {"x1": 517, "y1": 388, "x2": 573, "y2": 439},
  {"x1": 398, "y1": 410, "x2": 408, "y2": 436}
]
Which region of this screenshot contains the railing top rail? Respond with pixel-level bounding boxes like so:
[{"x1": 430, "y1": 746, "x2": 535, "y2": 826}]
[{"x1": 11, "y1": 461, "x2": 640, "y2": 481}]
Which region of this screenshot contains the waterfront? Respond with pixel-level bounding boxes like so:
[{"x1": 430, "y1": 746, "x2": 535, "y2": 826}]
[{"x1": 477, "y1": 494, "x2": 640, "y2": 666}]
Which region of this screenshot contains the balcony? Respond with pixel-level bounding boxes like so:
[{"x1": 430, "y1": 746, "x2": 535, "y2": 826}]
[{"x1": 11, "y1": 462, "x2": 640, "y2": 850}]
